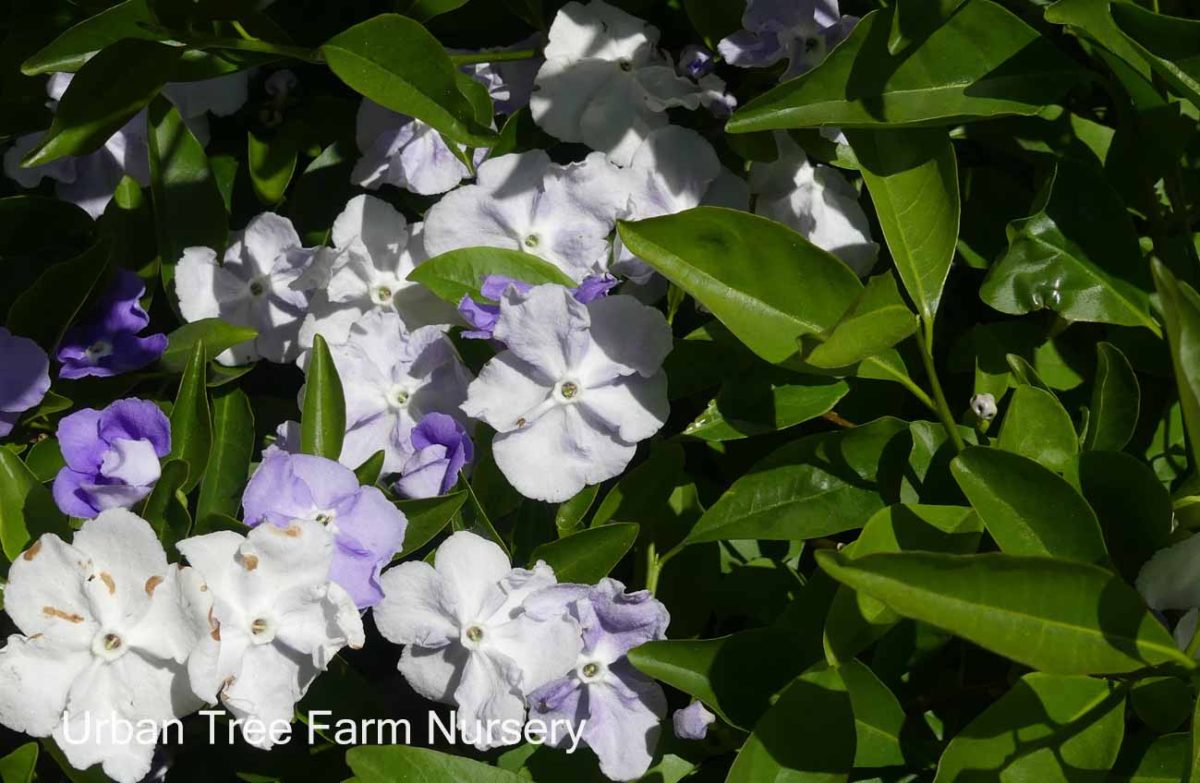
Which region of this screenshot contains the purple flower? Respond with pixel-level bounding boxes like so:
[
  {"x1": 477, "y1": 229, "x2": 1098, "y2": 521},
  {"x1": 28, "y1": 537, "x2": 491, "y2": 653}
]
[
  {"x1": 242, "y1": 450, "x2": 408, "y2": 608},
  {"x1": 679, "y1": 45, "x2": 716, "y2": 79},
  {"x1": 52, "y1": 399, "x2": 170, "y2": 518},
  {"x1": 524, "y1": 579, "x2": 671, "y2": 781},
  {"x1": 718, "y1": 0, "x2": 857, "y2": 81},
  {"x1": 457, "y1": 274, "x2": 618, "y2": 341},
  {"x1": 394, "y1": 413, "x2": 474, "y2": 499},
  {"x1": 0, "y1": 328, "x2": 50, "y2": 438},
  {"x1": 57, "y1": 269, "x2": 166, "y2": 379},
  {"x1": 673, "y1": 700, "x2": 716, "y2": 740}
]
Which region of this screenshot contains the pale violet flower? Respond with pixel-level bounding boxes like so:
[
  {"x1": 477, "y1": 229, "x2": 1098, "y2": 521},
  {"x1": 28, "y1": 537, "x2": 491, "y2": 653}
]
[
  {"x1": 242, "y1": 450, "x2": 408, "y2": 608},
  {"x1": 297, "y1": 195, "x2": 455, "y2": 349},
  {"x1": 424, "y1": 151, "x2": 629, "y2": 283},
  {"x1": 462, "y1": 285, "x2": 671, "y2": 502},
  {"x1": 373, "y1": 531, "x2": 582, "y2": 749},
  {"x1": 352, "y1": 100, "x2": 485, "y2": 195},
  {"x1": 673, "y1": 700, "x2": 716, "y2": 740},
  {"x1": 315, "y1": 309, "x2": 473, "y2": 474},
  {"x1": 1138, "y1": 534, "x2": 1200, "y2": 654},
  {"x1": 394, "y1": 413, "x2": 474, "y2": 500},
  {"x1": 751, "y1": 134, "x2": 877, "y2": 276},
  {"x1": 0, "y1": 327, "x2": 51, "y2": 438},
  {"x1": 178, "y1": 520, "x2": 365, "y2": 749},
  {"x1": 525, "y1": 579, "x2": 670, "y2": 781},
  {"x1": 462, "y1": 43, "x2": 541, "y2": 116},
  {"x1": 458, "y1": 274, "x2": 617, "y2": 341},
  {"x1": 0, "y1": 510, "x2": 202, "y2": 783},
  {"x1": 718, "y1": 0, "x2": 857, "y2": 81},
  {"x1": 176, "y1": 213, "x2": 318, "y2": 365},
  {"x1": 531, "y1": 0, "x2": 726, "y2": 165}
]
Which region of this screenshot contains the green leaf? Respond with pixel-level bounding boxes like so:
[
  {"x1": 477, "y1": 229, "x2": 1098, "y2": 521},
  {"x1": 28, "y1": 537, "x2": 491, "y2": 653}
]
[
  {"x1": 24, "y1": 438, "x2": 65, "y2": 483},
  {"x1": 409, "y1": 246, "x2": 576, "y2": 304},
  {"x1": 933, "y1": 673, "x2": 1125, "y2": 782},
  {"x1": 301, "y1": 334, "x2": 346, "y2": 461},
  {"x1": 321, "y1": 14, "x2": 497, "y2": 148},
  {"x1": 528, "y1": 523, "x2": 638, "y2": 583},
  {"x1": 1086, "y1": 342, "x2": 1140, "y2": 452},
  {"x1": 682, "y1": 0, "x2": 745, "y2": 45},
  {"x1": 951, "y1": 446, "x2": 1107, "y2": 564},
  {"x1": 1190, "y1": 693, "x2": 1200, "y2": 783},
  {"x1": 683, "y1": 375, "x2": 849, "y2": 441},
  {"x1": 618, "y1": 207, "x2": 862, "y2": 364},
  {"x1": 196, "y1": 387, "x2": 253, "y2": 523},
  {"x1": 21, "y1": 0, "x2": 160, "y2": 75},
  {"x1": 850, "y1": 129, "x2": 960, "y2": 321},
  {"x1": 1151, "y1": 260, "x2": 1200, "y2": 473},
  {"x1": 981, "y1": 160, "x2": 1159, "y2": 334},
  {"x1": 6, "y1": 240, "x2": 111, "y2": 352},
  {"x1": 727, "y1": 1, "x2": 1082, "y2": 132},
  {"x1": 247, "y1": 129, "x2": 299, "y2": 206},
  {"x1": 1131, "y1": 677, "x2": 1192, "y2": 734},
  {"x1": 354, "y1": 451, "x2": 386, "y2": 486},
  {"x1": 806, "y1": 272, "x2": 919, "y2": 368},
  {"x1": 1114, "y1": 733, "x2": 1189, "y2": 782},
  {"x1": 147, "y1": 97, "x2": 228, "y2": 296},
  {"x1": 1076, "y1": 450, "x2": 1172, "y2": 584},
  {"x1": 1110, "y1": 3, "x2": 1200, "y2": 106},
  {"x1": 628, "y1": 627, "x2": 816, "y2": 729},
  {"x1": 555, "y1": 485, "x2": 599, "y2": 535},
  {"x1": 1044, "y1": 0, "x2": 1154, "y2": 84},
  {"x1": 141, "y1": 459, "x2": 192, "y2": 549},
  {"x1": 0, "y1": 449, "x2": 69, "y2": 568},
  {"x1": 396, "y1": 490, "x2": 469, "y2": 558},
  {"x1": 347, "y1": 745, "x2": 525, "y2": 783},
  {"x1": 815, "y1": 550, "x2": 1192, "y2": 674},
  {"x1": 400, "y1": 0, "x2": 471, "y2": 22},
  {"x1": 841, "y1": 659, "x2": 914, "y2": 769},
  {"x1": 995, "y1": 385, "x2": 1078, "y2": 472},
  {"x1": 160, "y1": 319, "x2": 258, "y2": 373},
  {"x1": 726, "y1": 664, "x2": 856, "y2": 782},
  {"x1": 168, "y1": 341, "x2": 212, "y2": 495},
  {"x1": 683, "y1": 417, "x2": 906, "y2": 545},
  {"x1": 22, "y1": 39, "x2": 182, "y2": 167},
  {"x1": 0, "y1": 742, "x2": 38, "y2": 783}
]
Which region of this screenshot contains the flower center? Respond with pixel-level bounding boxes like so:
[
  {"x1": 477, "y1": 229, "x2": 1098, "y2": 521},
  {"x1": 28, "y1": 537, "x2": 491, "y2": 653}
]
[
  {"x1": 387, "y1": 385, "x2": 411, "y2": 409},
  {"x1": 556, "y1": 380, "x2": 581, "y2": 402},
  {"x1": 249, "y1": 279, "x2": 267, "y2": 297},
  {"x1": 104, "y1": 633, "x2": 121, "y2": 651},
  {"x1": 372, "y1": 285, "x2": 394, "y2": 305},
  {"x1": 86, "y1": 340, "x2": 113, "y2": 362},
  {"x1": 91, "y1": 630, "x2": 128, "y2": 660},
  {"x1": 523, "y1": 233, "x2": 541, "y2": 249},
  {"x1": 466, "y1": 626, "x2": 484, "y2": 642},
  {"x1": 578, "y1": 660, "x2": 605, "y2": 681},
  {"x1": 250, "y1": 617, "x2": 276, "y2": 644},
  {"x1": 618, "y1": 59, "x2": 633, "y2": 71}
]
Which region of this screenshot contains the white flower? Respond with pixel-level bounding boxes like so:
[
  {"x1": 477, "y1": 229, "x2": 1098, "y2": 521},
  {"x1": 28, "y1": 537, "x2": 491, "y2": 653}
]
[
  {"x1": 970, "y1": 393, "x2": 998, "y2": 421},
  {"x1": 531, "y1": 0, "x2": 723, "y2": 165},
  {"x1": 372, "y1": 531, "x2": 581, "y2": 749},
  {"x1": 423, "y1": 151, "x2": 629, "y2": 283},
  {"x1": 297, "y1": 195, "x2": 455, "y2": 349},
  {"x1": 352, "y1": 100, "x2": 483, "y2": 195},
  {"x1": 316, "y1": 309, "x2": 473, "y2": 474},
  {"x1": 176, "y1": 213, "x2": 317, "y2": 365},
  {"x1": 751, "y1": 133, "x2": 877, "y2": 276},
  {"x1": 462, "y1": 285, "x2": 671, "y2": 502},
  {"x1": 178, "y1": 520, "x2": 364, "y2": 749},
  {"x1": 0, "y1": 510, "x2": 202, "y2": 783}
]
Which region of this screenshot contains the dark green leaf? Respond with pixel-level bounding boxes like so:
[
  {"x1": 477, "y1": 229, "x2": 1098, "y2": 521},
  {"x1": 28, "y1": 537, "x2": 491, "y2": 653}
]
[
  {"x1": 951, "y1": 446, "x2": 1107, "y2": 564},
  {"x1": 168, "y1": 341, "x2": 212, "y2": 494},
  {"x1": 0, "y1": 449, "x2": 68, "y2": 567},
  {"x1": 396, "y1": 490, "x2": 469, "y2": 558},
  {"x1": 21, "y1": 0, "x2": 160, "y2": 75},
  {"x1": 816, "y1": 550, "x2": 1192, "y2": 674},
  {"x1": 1086, "y1": 342, "x2": 1140, "y2": 452},
  {"x1": 354, "y1": 451, "x2": 386, "y2": 486},
  {"x1": 347, "y1": 745, "x2": 525, "y2": 783},
  {"x1": 196, "y1": 387, "x2": 253, "y2": 523},
  {"x1": 1151, "y1": 260, "x2": 1200, "y2": 472},
  {"x1": 996, "y1": 385, "x2": 1078, "y2": 472},
  {"x1": 1113, "y1": 733, "x2": 1188, "y2": 782},
  {"x1": 806, "y1": 272, "x2": 919, "y2": 368},
  {"x1": 6, "y1": 241, "x2": 111, "y2": 352},
  {"x1": 160, "y1": 319, "x2": 258, "y2": 373},
  {"x1": 1131, "y1": 677, "x2": 1192, "y2": 734},
  {"x1": 528, "y1": 523, "x2": 638, "y2": 583},
  {"x1": 247, "y1": 129, "x2": 298, "y2": 206},
  {"x1": 141, "y1": 459, "x2": 191, "y2": 549},
  {"x1": 1076, "y1": 450, "x2": 1171, "y2": 583},
  {"x1": 683, "y1": 376, "x2": 849, "y2": 441},
  {"x1": 301, "y1": 334, "x2": 346, "y2": 461},
  {"x1": 841, "y1": 659, "x2": 915, "y2": 769},
  {"x1": 0, "y1": 742, "x2": 38, "y2": 783},
  {"x1": 410, "y1": 246, "x2": 576, "y2": 304},
  {"x1": 1110, "y1": 3, "x2": 1200, "y2": 106},
  {"x1": 400, "y1": 0, "x2": 471, "y2": 22},
  {"x1": 555, "y1": 485, "x2": 599, "y2": 535}
]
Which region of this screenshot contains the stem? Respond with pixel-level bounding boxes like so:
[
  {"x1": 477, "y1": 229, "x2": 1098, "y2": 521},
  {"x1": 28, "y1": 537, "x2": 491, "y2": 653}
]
[
  {"x1": 917, "y1": 321, "x2": 966, "y2": 453},
  {"x1": 450, "y1": 48, "x2": 541, "y2": 65},
  {"x1": 645, "y1": 542, "x2": 661, "y2": 594},
  {"x1": 192, "y1": 36, "x2": 324, "y2": 63}
]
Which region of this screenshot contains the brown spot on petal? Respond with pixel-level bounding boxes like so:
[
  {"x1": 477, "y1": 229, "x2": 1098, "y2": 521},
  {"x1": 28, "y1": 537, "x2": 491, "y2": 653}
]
[
  {"x1": 22, "y1": 540, "x2": 42, "y2": 561},
  {"x1": 241, "y1": 554, "x2": 259, "y2": 571},
  {"x1": 145, "y1": 576, "x2": 163, "y2": 595},
  {"x1": 282, "y1": 525, "x2": 301, "y2": 537},
  {"x1": 208, "y1": 607, "x2": 221, "y2": 640},
  {"x1": 99, "y1": 572, "x2": 116, "y2": 594},
  {"x1": 43, "y1": 606, "x2": 84, "y2": 623},
  {"x1": 516, "y1": 417, "x2": 527, "y2": 428}
]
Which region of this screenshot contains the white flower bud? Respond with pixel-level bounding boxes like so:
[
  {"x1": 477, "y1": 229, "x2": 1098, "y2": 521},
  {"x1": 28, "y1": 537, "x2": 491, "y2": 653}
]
[{"x1": 971, "y1": 393, "x2": 998, "y2": 421}]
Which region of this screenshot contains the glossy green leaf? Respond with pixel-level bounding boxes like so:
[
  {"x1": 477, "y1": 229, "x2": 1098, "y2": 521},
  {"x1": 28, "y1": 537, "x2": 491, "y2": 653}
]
[
  {"x1": 168, "y1": 341, "x2": 211, "y2": 495},
  {"x1": 684, "y1": 417, "x2": 906, "y2": 545},
  {"x1": 160, "y1": 319, "x2": 258, "y2": 373},
  {"x1": 401, "y1": 0, "x2": 471, "y2": 22},
  {"x1": 0, "y1": 742, "x2": 38, "y2": 783},
  {"x1": 816, "y1": 550, "x2": 1192, "y2": 674},
  {"x1": 196, "y1": 387, "x2": 253, "y2": 523},
  {"x1": 24, "y1": 438, "x2": 64, "y2": 483},
  {"x1": 952, "y1": 446, "x2": 1106, "y2": 564},
  {"x1": 619, "y1": 207, "x2": 862, "y2": 363},
  {"x1": 1086, "y1": 342, "x2": 1140, "y2": 452},
  {"x1": 0, "y1": 449, "x2": 68, "y2": 566},
  {"x1": 301, "y1": 334, "x2": 346, "y2": 462},
  {"x1": 727, "y1": 664, "x2": 856, "y2": 782},
  {"x1": 1114, "y1": 733, "x2": 1189, "y2": 782},
  {"x1": 347, "y1": 745, "x2": 525, "y2": 783},
  {"x1": 850, "y1": 129, "x2": 960, "y2": 321},
  {"x1": 806, "y1": 272, "x2": 918, "y2": 368},
  {"x1": 933, "y1": 673, "x2": 1125, "y2": 781},
  {"x1": 1151, "y1": 261, "x2": 1200, "y2": 473},
  {"x1": 528, "y1": 523, "x2": 638, "y2": 583},
  {"x1": 1076, "y1": 450, "x2": 1172, "y2": 583},
  {"x1": 396, "y1": 490, "x2": 469, "y2": 558},
  {"x1": 1110, "y1": 3, "x2": 1200, "y2": 106},
  {"x1": 354, "y1": 451, "x2": 386, "y2": 486},
  {"x1": 728, "y1": 1, "x2": 1082, "y2": 132},
  {"x1": 321, "y1": 14, "x2": 497, "y2": 148},
  {"x1": 841, "y1": 659, "x2": 912, "y2": 769},
  {"x1": 141, "y1": 459, "x2": 191, "y2": 549},
  {"x1": 1131, "y1": 677, "x2": 1192, "y2": 734},
  {"x1": 981, "y1": 160, "x2": 1159, "y2": 333},
  {"x1": 683, "y1": 376, "x2": 849, "y2": 441},
  {"x1": 6, "y1": 240, "x2": 111, "y2": 352},
  {"x1": 555, "y1": 485, "x2": 599, "y2": 534},
  {"x1": 1044, "y1": 0, "x2": 1154, "y2": 84},
  {"x1": 409, "y1": 246, "x2": 576, "y2": 304},
  {"x1": 247, "y1": 130, "x2": 298, "y2": 206},
  {"x1": 21, "y1": 0, "x2": 160, "y2": 75},
  {"x1": 996, "y1": 385, "x2": 1078, "y2": 472},
  {"x1": 22, "y1": 40, "x2": 181, "y2": 167}
]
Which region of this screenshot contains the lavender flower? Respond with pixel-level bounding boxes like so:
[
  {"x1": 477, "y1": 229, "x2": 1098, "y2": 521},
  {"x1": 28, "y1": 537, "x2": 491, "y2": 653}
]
[
  {"x1": 394, "y1": 413, "x2": 474, "y2": 499},
  {"x1": 352, "y1": 100, "x2": 485, "y2": 196},
  {"x1": 718, "y1": 0, "x2": 857, "y2": 81},
  {"x1": 679, "y1": 45, "x2": 716, "y2": 79},
  {"x1": 57, "y1": 269, "x2": 166, "y2": 379},
  {"x1": 0, "y1": 328, "x2": 50, "y2": 438},
  {"x1": 52, "y1": 399, "x2": 170, "y2": 519},
  {"x1": 673, "y1": 700, "x2": 717, "y2": 740},
  {"x1": 525, "y1": 579, "x2": 671, "y2": 781},
  {"x1": 242, "y1": 450, "x2": 408, "y2": 608},
  {"x1": 457, "y1": 274, "x2": 618, "y2": 341}
]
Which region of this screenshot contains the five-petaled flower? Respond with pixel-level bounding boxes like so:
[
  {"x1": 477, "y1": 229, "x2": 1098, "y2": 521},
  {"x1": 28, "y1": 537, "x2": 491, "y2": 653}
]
[
  {"x1": 57, "y1": 268, "x2": 167, "y2": 379},
  {"x1": 0, "y1": 327, "x2": 50, "y2": 439}
]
